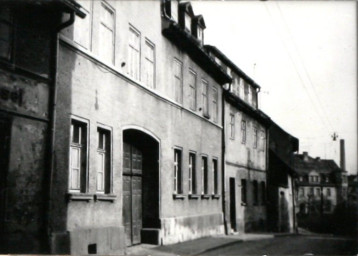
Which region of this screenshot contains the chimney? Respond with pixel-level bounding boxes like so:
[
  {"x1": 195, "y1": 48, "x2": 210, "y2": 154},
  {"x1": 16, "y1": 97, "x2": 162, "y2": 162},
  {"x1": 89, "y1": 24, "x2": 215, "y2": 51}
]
[
  {"x1": 340, "y1": 139, "x2": 346, "y2": 171},
  {"x1": 303, "y1": 151, "x2": 308, "y2": 161},
  {"x1": 315, "y1": 157, "x2": 320, "y2": 161}
]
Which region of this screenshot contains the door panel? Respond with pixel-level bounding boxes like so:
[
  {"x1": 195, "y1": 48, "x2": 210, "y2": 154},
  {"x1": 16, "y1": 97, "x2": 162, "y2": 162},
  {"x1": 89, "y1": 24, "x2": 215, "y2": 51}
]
[{"x1": 122, "y1": 142, "x2": 143, "y2": 245}]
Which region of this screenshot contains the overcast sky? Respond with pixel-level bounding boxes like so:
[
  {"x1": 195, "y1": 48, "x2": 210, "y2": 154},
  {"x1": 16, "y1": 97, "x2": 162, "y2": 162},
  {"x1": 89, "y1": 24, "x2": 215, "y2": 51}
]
[{"x1": 192, "y1": 1, "x2": 357, "y2": 174}]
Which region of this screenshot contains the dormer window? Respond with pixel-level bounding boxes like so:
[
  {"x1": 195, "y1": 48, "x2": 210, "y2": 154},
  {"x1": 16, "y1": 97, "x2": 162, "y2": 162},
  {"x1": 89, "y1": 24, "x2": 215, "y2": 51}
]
[
  {"x1": 193, "y1": 15, "x2": 206, "y2": 45},
  {"x1": 171, "y1": 0, "x2": 178, "y2": 22},
  {"x1": 184, "y1": 13, "x2": 191, "y2": 32}
]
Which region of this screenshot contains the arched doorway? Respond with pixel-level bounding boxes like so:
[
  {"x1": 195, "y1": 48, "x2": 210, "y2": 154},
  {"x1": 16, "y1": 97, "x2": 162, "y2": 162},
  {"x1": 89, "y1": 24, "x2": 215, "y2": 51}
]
[{"x1": 122, "y1": 129, "x2": 160, "y2": 246}]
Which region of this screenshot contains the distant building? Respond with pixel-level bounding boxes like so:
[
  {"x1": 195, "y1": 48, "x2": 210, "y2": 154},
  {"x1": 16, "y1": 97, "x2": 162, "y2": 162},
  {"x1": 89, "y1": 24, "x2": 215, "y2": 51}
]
[
  {"x1": 205, "y1": 45, "x2": 271, "y2": 233},
  {"x1": 348, "y1": 174, "x2": 358, "y2": 203},
  {"x1": 266, "y1": 121, "x2": 299, "y2": 233},
  {"x1": 294, "y1": 152, "x2": 348, "y2": 216}
]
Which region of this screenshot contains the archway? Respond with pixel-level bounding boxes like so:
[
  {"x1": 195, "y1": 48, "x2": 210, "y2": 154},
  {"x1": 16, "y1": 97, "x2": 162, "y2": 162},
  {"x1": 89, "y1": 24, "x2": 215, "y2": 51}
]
[{"x1": 122, "y1": 129, "x2": 160, "y2": 246}]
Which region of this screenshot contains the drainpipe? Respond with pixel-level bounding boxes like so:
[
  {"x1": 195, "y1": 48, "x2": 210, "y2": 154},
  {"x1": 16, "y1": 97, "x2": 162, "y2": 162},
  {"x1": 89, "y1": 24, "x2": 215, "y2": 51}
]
[
  {"x1": 221, "y1": 87, "x2": 228, "y2": 235},
  {"x1": 46, "y1": 11, "x2": 75, "y2": 250}
]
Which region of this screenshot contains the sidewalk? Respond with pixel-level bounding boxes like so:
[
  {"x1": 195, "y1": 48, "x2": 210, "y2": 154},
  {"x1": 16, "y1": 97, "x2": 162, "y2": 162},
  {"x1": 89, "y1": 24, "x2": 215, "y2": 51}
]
[{"x1": 125, "y1": 233, "x2": 277, "y2": 256}]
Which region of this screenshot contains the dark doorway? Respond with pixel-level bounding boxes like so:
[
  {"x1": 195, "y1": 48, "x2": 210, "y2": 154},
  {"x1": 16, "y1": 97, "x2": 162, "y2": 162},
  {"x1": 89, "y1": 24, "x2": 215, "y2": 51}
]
[
  {"x1": 0, "y1": 117, "x2": 11, "y2": 252},
  {"x1": 122, "y1": 129, "x2": 159, "y2": 246},
  {"x1": 229, "y1": 178, "x2": 237, "y2": 232}
]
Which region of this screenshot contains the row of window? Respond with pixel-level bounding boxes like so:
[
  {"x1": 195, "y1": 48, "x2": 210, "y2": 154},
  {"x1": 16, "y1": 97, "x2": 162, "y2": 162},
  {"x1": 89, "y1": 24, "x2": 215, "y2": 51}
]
[
  {"x1": 173, "y1": 59, "x2": 219, "y2": 122},
  {"x1": 241, "y1": 179, "x2": 266, "y2": 206},
  {"x1": 69, "y1": 119, "x2": 112, "y2": 194},
  {"x1": 230, "y1": 75, "x2": 258, "y2": 109},
  {"x1": 229, "y1": 114, "x2": 265, "y2": 149},
  {"x1": 298, "y1": 187, "x2": 332, "y2": 197},
  {"x1": 173, "y1": 148, "x2": 219, "y2": 197}
]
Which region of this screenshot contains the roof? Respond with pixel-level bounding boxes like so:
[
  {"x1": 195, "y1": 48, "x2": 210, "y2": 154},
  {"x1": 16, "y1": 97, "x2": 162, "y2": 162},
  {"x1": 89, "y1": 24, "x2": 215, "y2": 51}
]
[
  {"x1": 204, "y1": 45, "x2": 260, "y2": 89},
  {"x1": 293, "y1": 153, "x2": 342, "y2": 175},
  {"x1": 3, "y1": 0, "x2": 86, "y2": 18}
]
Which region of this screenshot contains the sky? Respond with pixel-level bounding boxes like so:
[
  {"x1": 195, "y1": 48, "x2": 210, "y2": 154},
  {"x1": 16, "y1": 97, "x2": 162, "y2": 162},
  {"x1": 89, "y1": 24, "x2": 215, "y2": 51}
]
[{"x1": 192, "y1": 1, "x2": 357, "y2": 174}]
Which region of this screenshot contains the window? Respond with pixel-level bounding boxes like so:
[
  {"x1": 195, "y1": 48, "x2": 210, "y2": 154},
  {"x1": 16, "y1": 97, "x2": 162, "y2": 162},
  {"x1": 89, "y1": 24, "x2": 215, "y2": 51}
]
[
  {"x1": 260, "y1": 130, "x2": 265, "y2": 150},
  {"x1": 299, "y1": 176, "x2": 303, "y2": 182},
  {"x1": 184, "y1": 13, "x2": 191, "y2": 32},
  {"x1": 309, "y1": 187, "x2": 314, "y2": 195},
  {"x1": 253, "y1": 180, "x2": 258, "y2": 205},
  {"x1": 202, "y1": 156, "x2": 208, "y2": 194},
  {"x1": 73, "y1": 0, "x2": 92, "y2": 49},
  {"x1": 252, "y1": 89, "x2": 257, "y2": 108},
  {"x1": 327, "y1": 188, "x2": 331, "y2": 196},
  {"x1": 69, "y1": 120, "x2": 88, "y2": 192},
  {"x1": 299, "y1": 188, "x2": 304, "y2": 196},
  {"x1": 201, "y1": 79, "x2": 209, "y2": 117},
  {"x1": 173, "y1": 58, "x2": 183, "y2": 103},
  {"x1": 261, "y1": 181, "x2": 266, "y2": 204},
  {"x1": 244, "y1": 82, "x2": 249, "y2": 101},
  {"x1": 129, "y1": 26, "x2": 140, "y2": 80},
  {"x1": 197, "y1": 26, "x2": 203, "y2": 43},
  {"x1": 315, "y1": 188, "x2": 320, "y2": 196},
  {"x1": 188, "y1": 70, "x2": 197, "y2": 111},
  {"x1": 188, "y1": 152, "x2": 197, "y2": 194},
  {"x1": 241, "y1": 179, "x2": 247, "y2": 204},
  {"x1": 229, "y1": 113, "x2": 235, "y2": 139},
  {"x1": 253, "y1": 127, "x2": 258, "y2": 148},
  {"x1": 241, "y1": 120, "x2": 246, "y2": 144},
  {"x1": 171, "y1": 0, "x2": 178, "y2": 22},
  {"x1": 212, "y1": 87, "x2": 218, "y2": 123},
  {"x1": 97, "y1": 128, "x2": 111, "y2": 193},
  {"x1": 144, "y1": 40, "x2": 155, "y2": 88},
  {"x1": 174, "y1": 149, "x2": 182, "y2": 194},
  {"x1": 0, "y1": 7, "x2": 13, "y2": 60},
  {"x1": 99, "y1": 2, "x2": 115, "y2": 64},
  {"x1": 213, "y1": 159, "x2": 219, "y2": 195}
]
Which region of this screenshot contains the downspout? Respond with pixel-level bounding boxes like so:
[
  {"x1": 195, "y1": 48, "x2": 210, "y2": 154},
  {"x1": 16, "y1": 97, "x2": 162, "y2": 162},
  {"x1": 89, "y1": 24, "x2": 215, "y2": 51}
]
[
  {"x1": 221, "y1": 87, "x2": 228, "y2": 235},
  {"x1": 46, "y1": 11, "x2": 75, "y2": 249}
]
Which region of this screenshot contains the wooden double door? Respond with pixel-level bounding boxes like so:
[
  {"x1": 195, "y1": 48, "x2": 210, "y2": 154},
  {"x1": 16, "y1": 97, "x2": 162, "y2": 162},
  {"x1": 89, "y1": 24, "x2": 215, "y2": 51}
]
[{"x1": 123, "y1": 142, "x2": 143, "y2": 246}]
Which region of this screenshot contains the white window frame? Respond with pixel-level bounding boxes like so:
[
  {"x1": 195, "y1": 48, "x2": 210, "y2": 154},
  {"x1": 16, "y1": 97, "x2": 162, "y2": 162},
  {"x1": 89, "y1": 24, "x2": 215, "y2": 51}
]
[
  {"x1": 72, "y1": 0, "x2": 93, "y2": 50},
  {"x1": 69, "y1": 118, "x2": 89, "y2": 193},
  {"x1": 201, "y1": 79, "x2": 209, "y2": 117},
  {"x1": 253, "y1": 127, "x2": 258, "y2": 148},
  {"x1": 174, "y1": 148, "x2": 183, "y2": 194},
  {"x1": 144, "y1": 39, "x2": 155, "y2": 88},
  {"x1": 212, "y1": 87, "x2": 218, "y2": 123},
  {"x1": 173, "y1": 58, "x2": 183, "y2": 104},
  {"x1": 98, "y1": 1, "x2": 115, "y2": 64},
  {"x1": 229, "y1": 113, "x2": 235, "y2": 140},
  {"x1": 129, "y1": 25, "x2": 141, "y2": 81},
  {"x1": 188, "y1": 152, "x2": 197, "y2": 195},
  {"x1": 96, "y1": 126, "x2": 112, "y2": 194},
  {"x1": 188, "y1": 69, "x2": 197, "y2": 111},
  {"x1": 184, "y1": 12, "x2": 191, "y2": 32},
  {"x1": 241, "y1": 120, "x2": 246, "y2": 144}
]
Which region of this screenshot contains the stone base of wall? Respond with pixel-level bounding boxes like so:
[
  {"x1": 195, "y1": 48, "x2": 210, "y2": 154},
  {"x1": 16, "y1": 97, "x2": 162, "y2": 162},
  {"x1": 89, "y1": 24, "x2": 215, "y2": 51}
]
[
  {"x1": 51, "y1": 226, "x2": 125, "y2": 255},
  {"x1": 161, "y1": 213, "x2": 224, "y2": 245}
]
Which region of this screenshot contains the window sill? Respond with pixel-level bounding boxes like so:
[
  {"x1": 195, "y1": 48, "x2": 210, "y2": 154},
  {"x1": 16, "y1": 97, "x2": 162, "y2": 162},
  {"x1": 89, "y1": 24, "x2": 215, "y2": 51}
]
[
  {"x1": 67, "y1": 193, "x2": 94, "y2": 202},
  {"x1": 173, "y1": 194, "x2": 185, "y2": 200},
  {"x1": 203, "y1": 113, "x2": 211, "y2": 119},
  {"x1": 95, "y1": 194, "x2": 117, "y2": 202},
  {"x1": 189, "y1": 194, "x2": 200, "y2": 199},
  {"x1": 212, "y1": 194, "x2": 220, "y2": 199},
  {"x1": 201, "y1": 194, "x2": 211, "y2": 199}
]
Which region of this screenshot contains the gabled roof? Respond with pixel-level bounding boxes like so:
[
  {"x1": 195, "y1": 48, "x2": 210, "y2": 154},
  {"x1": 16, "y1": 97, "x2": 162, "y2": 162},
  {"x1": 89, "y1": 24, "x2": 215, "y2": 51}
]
[
  {"x1": 193, "y1": 15, "x2": 206, "y2": 28},
  {"x1": 204, "y1": 45, "x2": 260, "y2": 89},
  {"x1": 179, "y1": 1, "x2": 195, "y2": 17},
  {"x1": 293, "y1": 153, "x2": 342, "y2": 175}
]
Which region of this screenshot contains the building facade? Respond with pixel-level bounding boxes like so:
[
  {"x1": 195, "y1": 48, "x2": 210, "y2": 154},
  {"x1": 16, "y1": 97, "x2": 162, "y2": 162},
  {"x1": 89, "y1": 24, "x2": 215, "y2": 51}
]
[
  {"x1": 266, "y1": 121, "x2": 298, "y2": 233},
  {"x1": 294, "y1": 152, "x2": 348, "y2": 216},
  {"x1": 0, "y1": 1, "x2": 84, "y2": 253},
  {"x1": 205, "y1": 46, "x2": 270, "y2": 233},
  {"x1": 49, "y1": 0, "x2": 230, "y2": 254}
]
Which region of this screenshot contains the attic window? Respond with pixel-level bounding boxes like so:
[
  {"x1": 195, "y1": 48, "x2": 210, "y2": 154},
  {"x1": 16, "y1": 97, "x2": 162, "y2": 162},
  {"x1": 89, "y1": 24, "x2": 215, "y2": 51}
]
[
  {"x1": 171, "y1": 1, "x2": 178, "y2": 22},
  {"x1": 185, "y1": 13, "x2": 191, "y2": 32},
  {"x1": 197, "y1": 26, "x2": 203, "y2": 42}
]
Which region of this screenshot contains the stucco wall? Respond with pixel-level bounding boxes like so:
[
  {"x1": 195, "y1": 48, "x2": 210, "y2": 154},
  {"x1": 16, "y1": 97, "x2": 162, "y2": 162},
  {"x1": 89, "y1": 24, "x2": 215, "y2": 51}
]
[{"x1": 52, "y1": 1, "x2": 225, "y2": 252}]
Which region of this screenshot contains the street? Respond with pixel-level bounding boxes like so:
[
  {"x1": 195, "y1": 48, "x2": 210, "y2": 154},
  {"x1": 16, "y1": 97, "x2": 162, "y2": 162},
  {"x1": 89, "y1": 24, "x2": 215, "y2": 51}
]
[
  {"x1": 128, "y1": 234, "x2": 358, "y2": 256},
  {"x1": 203, "y1": 235, "x2": 357, "y2": 256}
]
